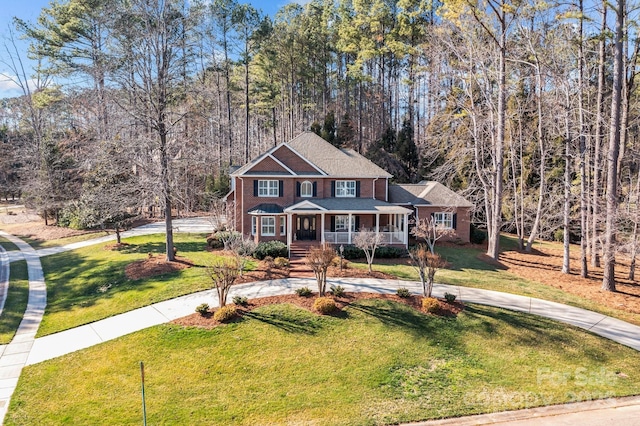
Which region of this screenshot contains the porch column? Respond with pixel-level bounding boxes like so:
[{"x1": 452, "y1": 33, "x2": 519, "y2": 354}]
[
  {"x1": 287, "y1": 213, "x2": 293, "y2": 247},
  {"x1": 321, "y1": 212, "x2": 325, "y2": 244},
  {"x1": 403, "y1": 212, "x2": 409, "y2": 247},
  {"x1": 375, "y1": 212, "x2": 380, "y2": 244},
  {"x1": 348, "y1": 213, "x2": 353, "y2": 244}
]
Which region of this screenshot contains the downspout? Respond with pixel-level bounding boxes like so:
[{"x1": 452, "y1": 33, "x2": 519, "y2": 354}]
[
  {"x1": 238, "y1": 177, "x2": 244, "y2": 236},
  {"x1": 373, "y1": 177, "x2": 379, "y2": 200}
]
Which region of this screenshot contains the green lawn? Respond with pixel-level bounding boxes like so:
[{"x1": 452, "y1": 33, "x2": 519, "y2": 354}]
[
  {"x1": 351, "y1": 242, "x2": 640, "y2": 327},
  {"x1": 19, "y1": 231, "x2": 110, "y2": 250},
  {"x1": 7, "y1": 300, "x2": 640, "y2": 425},
  {"x1": 0, "y1": 261, "x2": 29, "y2": 344},
  {"x1": 38, "y1": 233, "x2": 247, "y2": 337},
  {"x1": 0, "y1": 236, "x2": 20, "y2": 251}
]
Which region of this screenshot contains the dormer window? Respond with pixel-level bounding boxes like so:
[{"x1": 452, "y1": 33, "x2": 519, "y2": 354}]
[
  {"x1": 300, "y1": 181, "x2": 313, "y2": 197},
  {"x1": 335, "y1": 180, "x2": 356, "y2": 197}
]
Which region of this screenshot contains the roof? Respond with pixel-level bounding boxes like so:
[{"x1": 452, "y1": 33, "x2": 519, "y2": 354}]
[
  {"x1": 284, "y1": 198, "x2": 412, "y2": 214},
  {"x1": 388, "y1": 181, "x2": 474, "y2": 208},
  {"x1": 287, "y1": 132, "x2": 392, "y2": 178},
  {"x1": 232, "y1": 132, "x2": 392, "y2": 178},
  {"x1": 247, "y1": 203, "x2": 284, "y2": 215}
]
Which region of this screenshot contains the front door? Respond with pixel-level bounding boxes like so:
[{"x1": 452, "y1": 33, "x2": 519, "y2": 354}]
[{"x1": 296, "y1": 215, "x2": 316, "y2": 241}]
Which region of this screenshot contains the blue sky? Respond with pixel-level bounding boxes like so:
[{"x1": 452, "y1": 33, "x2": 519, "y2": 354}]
[{"x1": 0, "y1": 0, "x2": 303, "y2": 98}]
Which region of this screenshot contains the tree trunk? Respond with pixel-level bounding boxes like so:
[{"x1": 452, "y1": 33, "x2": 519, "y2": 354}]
[
  {"x1": 578, "y1": 0, "x2": 588, "y2": 278},
  {"x1": 562, "y1": 90, "x2": 571, "y2": 274},
  {"x1": 602, "y1": 0, "x2": 624, "y2": 292}
]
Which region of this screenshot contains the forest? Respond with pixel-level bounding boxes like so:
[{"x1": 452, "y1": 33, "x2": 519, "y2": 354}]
[{"x1": 0, "y1": 0, "x2": 637, "y2": 291}]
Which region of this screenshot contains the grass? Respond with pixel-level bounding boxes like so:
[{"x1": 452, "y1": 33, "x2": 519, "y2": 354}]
[
  {"x1": 0, "y1": 236, "x2": 20, "y2": 251},
  {"x1": 351, "y1": 242, "x2": 640, "y2": 326},
  {"x1": 38, "y1": 233, "x2": 252, "y2": 337},
  {"x1": 7, "y1": 300, "x2": 640, "y2": 425},
  {"x1": 0, "y1": 260, "x2": 29, "y2": 344},
  {"x1": 19, "y1": 231, "x2": 110, "y2": 250}
]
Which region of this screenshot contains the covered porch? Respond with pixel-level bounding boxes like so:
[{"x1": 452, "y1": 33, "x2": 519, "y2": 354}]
[{"x1": 284, "y1": 199, "x2": 412, "y2": 248}]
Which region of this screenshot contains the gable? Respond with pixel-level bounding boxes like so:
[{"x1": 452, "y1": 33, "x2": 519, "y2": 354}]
[
  {"x1": 243, "y1": 155, "x2": 293, "y2": 175},
  {"x1": 272, "y1": 145, "x2": 322, "y2": 175}
]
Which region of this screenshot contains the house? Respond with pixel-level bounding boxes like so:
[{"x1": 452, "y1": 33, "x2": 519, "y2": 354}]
[{"x1": 224, "y1": 132, "x2": 473, "y2": 251}]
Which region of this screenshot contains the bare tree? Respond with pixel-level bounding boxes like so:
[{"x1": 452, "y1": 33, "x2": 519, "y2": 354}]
[
  {"x1": 205, "y1": 257, "x2": 239, "y2": 307},
  {"x1": 353, "y1": 228, "x2": 384, "y2": 274},
  {"x1": 411, "y1": 216, "x2": 454, "y2": 254},
  {"x1": 306, "y1": 244, "x2": 335, "y2": 296},
  {"x1": 227, "y1": 236, "x2": 256, "y2": 277},
  {"x1": 409, "y1": 244, "x2": 447, "y2": 297}
]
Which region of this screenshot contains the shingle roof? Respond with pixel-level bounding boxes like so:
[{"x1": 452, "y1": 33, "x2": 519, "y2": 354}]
[
  {"x1": 247, "y1": 203, "x2": 284, "y2": 214},
  {"x1": 388, "y1": 182, "x2": 474, "y2": 208},
  {"x1": 285, "y1": 198, "x2": 412, "y2": 214},
  {"x1": 286, "y1": 132, "x2": 392, "y2": 178}
]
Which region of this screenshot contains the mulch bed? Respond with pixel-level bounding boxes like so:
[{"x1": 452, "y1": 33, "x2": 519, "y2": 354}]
[
  {"x1": 125, "y1": 254, "x2": 195, "y2": 280},
  {"x1": 172, "y1": 292, "x2": 463, "y2": 329}
]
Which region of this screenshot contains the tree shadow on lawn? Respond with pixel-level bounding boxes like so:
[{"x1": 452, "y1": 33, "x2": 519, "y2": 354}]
[
  {"x1": 42, "y1": 251, "x2": 169, "y2": 314},
  {"x1": 462, "y1": 304, "x2": 614, "y2": 361},
  {"x1": 117, "y1": 240, "x2": 207, "y2": 256},
  {"x1": 243, "y1": 306, "x2": 341, "y2": 335}
]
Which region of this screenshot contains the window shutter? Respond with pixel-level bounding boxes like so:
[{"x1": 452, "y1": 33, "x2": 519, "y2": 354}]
[
  {"x1": 312, "y1": 182, "x2": 317, "y2": 197},
  {"x1": 356, "y1": 181, "x2": 361, "y2": 197},
  {"x1": 331, "y1": 181, "x2": 335, "y2": 197},
  {"x1": 453, "y1": 213, "x2": 457, "y2": 229},
  {"x1": 279, "y1": 180, "x2": 284, "y2": 197},
  {"x1": 296, "y1": 181, "x2": 301, "y2": 197},
  {"x1": 355, "y1": 216, "x2": 360, "y2": 231},
  {"x1": 253, "y1": 180, "x2": 258, "y2": 196},
  {"x1": 330, "y1": 216, "x2": 335, "y2": 232}
]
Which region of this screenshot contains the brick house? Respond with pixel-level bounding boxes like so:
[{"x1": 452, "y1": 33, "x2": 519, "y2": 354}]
[{"x1": 224, "y1": 132, "x2": 473, "y2": 251}]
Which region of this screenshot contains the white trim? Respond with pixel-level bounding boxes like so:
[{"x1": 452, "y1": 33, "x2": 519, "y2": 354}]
[
  {"x1": 321, "y1": 212, "x2": 326, "y2": 244},
  {"x1": 258, "y1": 179, "x2": 279, "y2": 197},
  {"x1": 335, "y1": 180, "x2": 356, "y2": 198},
  {"x1": 284, "y1": 200, "x2": 328, "y2": 212},
  {"x1": 239, "y1": 177, "x2": 244, "y2": 236},
  {"x1": 283, "y1": 143, "x2": 328, "y2": 176},
  {"x1": 268, "y1": 154, "x2": 297, "y2": 176},
  {"x1": 300, "y1": 180, "x2": 313, "y2": 197},
  {"x1": 261, "y1": 216, "x2": 276, "y2": 236}
]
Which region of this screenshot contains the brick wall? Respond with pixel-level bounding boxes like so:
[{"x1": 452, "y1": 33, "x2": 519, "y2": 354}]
[{"x1": 415, "y1": 206, "x2": 471, "y2": 243}]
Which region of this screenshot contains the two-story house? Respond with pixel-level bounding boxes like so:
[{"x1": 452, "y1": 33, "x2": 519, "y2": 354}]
[{"x1": 224, "y1": 132, "x2": 473, "y2": 251}]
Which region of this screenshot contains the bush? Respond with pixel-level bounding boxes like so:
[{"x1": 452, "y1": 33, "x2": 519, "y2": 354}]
[
  {"x1": 195, "y1": 303, "x2": 210, "y2": 316},
  {"x1": 295, "y1": 286, "x2": 313, "y2": 297},
  {"x1": 263, "y1": 256, "x2": 275, "y2": 268},
  {"x1": 553, "y1": 229, "x2": 564, "y2": 242},
  {"x1": 340, "y1": 245, "x2": 406, "y2": 260},
  {"x1": 422, "y1": 297, "x2": 440, "y2": 314},
  {"x1": 274, "y1": 257, "x2": 290, "y2": 268},
  {"x1": 313, "y1": 297, "x2": 338, "y2": 314},
  {"x1": 254, "y1": 240, "x2": 288, "y2": 260},
  {"x1": 232, "y1": 296, "x2": 248, "y2": 306},
  {"x1": 213, "y1": 305, "x2": 238, "y2": 322},
  {"x1": 470, "y1": 225, "x2": 487, "y2": 245},
  {"x1": 329, "y1": 285, "x2": 345, "y2": 297},
  {"x1": 396, "y1": 287, "x2": 411, "y2": 298},
  {"x1": 444, "y1": 292, "x2": 457, "y2": 303}
]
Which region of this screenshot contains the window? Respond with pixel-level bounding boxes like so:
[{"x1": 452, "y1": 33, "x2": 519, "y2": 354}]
[
  {"x1": 335, "y1": 180, "x2": 356, "y2": 197},
  {"x1": 335, "y1": 215, "x2": 355, "y2": 232},
  {"x1": 251, "y1": 216, "x2": 257, "y2": 235},
  {"x1": 433, "y1": 212, "x2": 453, "y2": 229},
  {"x1": 258, "y1": 180, "x2": 279, "y2": 197},
  {"x1": 280, "y1": 216, "x2": 286, "y2": 236},
  {"x1": 261, "y1": 217, "x2": 276, "y2": 236},
  {"x1": 300, "y1": 181, "x2": 313, "y2": 197}
]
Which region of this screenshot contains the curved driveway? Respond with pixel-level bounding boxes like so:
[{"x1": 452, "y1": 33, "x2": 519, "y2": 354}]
[{"x1": 2, "y1": 218, "x2": 640, "y2": 425}]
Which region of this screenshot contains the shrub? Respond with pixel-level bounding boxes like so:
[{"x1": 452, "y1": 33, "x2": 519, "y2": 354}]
[
  {"x1": 553, "y1": 229, "x2": 564, "y2": 242},
  {"x1": 340, "y1": 245, "x2": 406, "y2": 260},
  {"x1": 263, "y1": 256, "x2": 275, "y2": 268},
  {"x1": 329, "y1": 285, "x2": 345, "y2": 297},
  {"x1": 195, "y1": 303, "x2": 210, "y2": 316},
  {"x1": 444, "y1": 292, "x2": 457, "y2": 303},
  {"x1": 232, "y1": 296, "x2": 248, "y2": 306},
  {"x1": 206, "y1": 233, "x2": 224, "y2": 249},
  {"x1": 274, "y1": 257, "x2": 290, "y2": 268},
  {"x1": 422, "y1": 297, "x2": 440, "y2": 314},
  {"x1": 213, "y1": 305, "x2": 238, "y2": 322},
  {"x1": 313, "y1": 297, "x2": 338, "y2": 314},
  {"x1": 295, "y1": 286, "x2": 313, "y2": 297},
  {"x1": 470, "y1": 224, "x2": 487, "y2": 245},
  {"x1": 254, "y1": 240, "x2": 288, "y2": 260},
  {"x1": 396, "y1": 287, "x2": 411, "y2": 298}
]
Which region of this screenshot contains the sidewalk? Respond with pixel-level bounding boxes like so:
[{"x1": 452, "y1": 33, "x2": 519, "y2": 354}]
[
  {"x1": 26, "y1": 277, "x2": 640, "y2": 365},
  {"x1": 0, "y1": 232, "x2": 46, "y2": 424}
]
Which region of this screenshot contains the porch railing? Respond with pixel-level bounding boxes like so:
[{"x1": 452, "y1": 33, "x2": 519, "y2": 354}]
[{"x1": 323, "y1": 231, "x2": 404, "y2": 245}]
